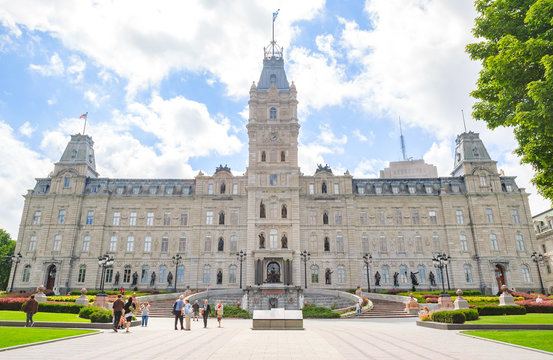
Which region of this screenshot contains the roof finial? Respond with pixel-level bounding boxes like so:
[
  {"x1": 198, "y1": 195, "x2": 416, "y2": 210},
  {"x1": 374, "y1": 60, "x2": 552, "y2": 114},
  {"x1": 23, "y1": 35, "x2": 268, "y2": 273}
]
[
  {"x1": 265, "y1": 10, "x2": 282, "y2": 59},
  {"x1": 461, "y1": 109, "x2": 467, "y2": 133},
  {"x1": 399, "y1": 116, "x2": 407, "y2": 161}
]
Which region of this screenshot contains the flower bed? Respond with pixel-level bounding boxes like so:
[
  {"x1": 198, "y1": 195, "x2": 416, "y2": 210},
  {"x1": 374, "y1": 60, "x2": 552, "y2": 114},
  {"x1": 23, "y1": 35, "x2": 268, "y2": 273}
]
[
  {"x1": 47, "y1": 295, "x2": 95, "y2": 303},
  {"x1": 515, "y1": 300, "x2": 553, "y2": 313}
]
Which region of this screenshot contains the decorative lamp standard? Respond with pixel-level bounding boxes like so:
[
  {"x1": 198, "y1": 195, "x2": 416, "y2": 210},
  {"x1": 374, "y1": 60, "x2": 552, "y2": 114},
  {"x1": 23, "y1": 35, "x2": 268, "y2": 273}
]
[
  {"x1": 444, "y1": 254, "x2": 452, "y2": 290},
  {"x1": 236, "y1": 250, "x2": 246, "y2": 289},
  {"x1": 172, "y1": 254, "x2": 183, "y2": 293},
  {"x1": 531, "y1": 251, "x2": 546, "y2": 295},
  {"x1": 363, "y1": 253, "x2": 372, "y2": 293},
  {"x1": 300, "y1": 250, "x2": 310, "y2": 289},
  {"x1": 432, "y1": 253, "x2": 451, "y2": 298},
  {"x1": 9, "y1": 252, "x2": 22, "y2": 293},
  {"x1": 97, "y1": 254, "x2": 114, "y2": 296}
]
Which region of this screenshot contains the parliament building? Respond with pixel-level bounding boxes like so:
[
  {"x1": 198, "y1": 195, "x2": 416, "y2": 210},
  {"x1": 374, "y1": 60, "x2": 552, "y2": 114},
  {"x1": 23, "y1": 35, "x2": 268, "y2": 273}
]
[{"x1": 9, "y1": 40, "x2": 539, "y2": 296}]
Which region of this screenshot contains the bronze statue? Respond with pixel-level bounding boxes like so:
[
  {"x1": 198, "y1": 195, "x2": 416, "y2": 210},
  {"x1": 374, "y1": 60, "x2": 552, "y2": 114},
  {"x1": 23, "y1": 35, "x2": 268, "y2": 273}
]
[
  {"x1": 114, "y1": 271, "x2": 120, "y2": 285},
  {"x1": 220, "y1": 182, "x2": 225, "y2": 194},
  {"x1": 429, "y1": 271, "x2": 436, "y2": 287},
  {"x1": 167, "y1": 272, "x2": 173, "y2": 287},
  {"x1": 219, "y1": 212, "x2": 225, "y2": 224},
  {"x1": 393, "y1": 272, "x2": 399, "y2": 287},
  {"x1": 217, "y1": 270, "x2": 222, "y2": 284},
  {"x1": 281, "y1": 234, "x2": 288, "y2": 249},
  {"x1": 132, "y1": 271, "x2": 138, "y2": 286},
  {"x1": 410, "y1": 271, "x2": 419, "y2": 286},
  {"x1": 281, "y1": 204, "x2": 287, "y2": 218},
  {"x1": 150, "y1": 271, "x2": 156, "y2": 287},
  {"x1": 325, "y1": 269, "x2": 332, "y2": 285},
  {"x1": 374, "y1": 271, "x2": 381, "y2": 287},
  {"x1": 259, "y1": 233, "x2": 265, "y2": 249}
]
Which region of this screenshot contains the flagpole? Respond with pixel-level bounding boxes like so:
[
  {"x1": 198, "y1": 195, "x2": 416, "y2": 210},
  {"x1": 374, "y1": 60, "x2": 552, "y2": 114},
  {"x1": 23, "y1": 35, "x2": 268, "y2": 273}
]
[
  {"x1": 272, "y1": 18, "x2": 275, "y2": 57},
  {"x1": 83, "y1": 116, "x2": 87, "y2": 135}
]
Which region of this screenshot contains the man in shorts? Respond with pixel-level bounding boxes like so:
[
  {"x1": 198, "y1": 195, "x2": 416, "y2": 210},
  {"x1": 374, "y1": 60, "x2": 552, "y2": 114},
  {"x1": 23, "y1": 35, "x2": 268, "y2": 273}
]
[{"x1": 192, "y1": 299, "x2": 200, "y2": 321}]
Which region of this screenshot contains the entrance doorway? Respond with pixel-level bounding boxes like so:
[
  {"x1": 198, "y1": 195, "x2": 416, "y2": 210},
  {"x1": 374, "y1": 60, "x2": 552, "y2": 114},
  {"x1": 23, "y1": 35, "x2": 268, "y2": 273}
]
[
  {"x1": 46, "y1": 264, "x2": 57, "y2": 290},
  {"x1": 494, "y1": 264, "x2": 506, "y2": 290}
]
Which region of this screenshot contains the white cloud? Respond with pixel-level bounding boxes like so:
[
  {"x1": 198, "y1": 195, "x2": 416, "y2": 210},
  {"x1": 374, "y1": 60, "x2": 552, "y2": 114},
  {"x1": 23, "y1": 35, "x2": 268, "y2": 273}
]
[
  {"x1": 423, "y1": 139, "x2": 453, "y2": 177},
  {"x1": 353, "y1": 129, "x2": 374, "y2": 145},
  {"x1": 18, "y1": 121, "x2": 35, "y2": 137},
  {"x1": 352, "y1": 158, "x2": 387, "y2": 178},
  {"x1": 67, "y1": 55, "x2": 86, "y2": 82},
  {"x1": 29, "y1": 52, "x2": 64, "y2": 77}
]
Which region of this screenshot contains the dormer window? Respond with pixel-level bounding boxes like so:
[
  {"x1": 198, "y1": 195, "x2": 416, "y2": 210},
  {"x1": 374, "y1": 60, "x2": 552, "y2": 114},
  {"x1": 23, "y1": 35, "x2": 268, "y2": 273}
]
[
  {"x1": 270, "y1": 74, "x2": 276, "y2": 85},
  {"x1": 425, "y1": 186, "x2": 433, "y2": 194},
  {"x1": 392, "y1": 186, "x2": 399, "y2": 194},
  {"x1": 166, "y1": 186, "x2": 174, "y2": 195},
  {"x1": 64, "y1": 177, "x2": 71, "y2": 187},
  {"x1": 133, "y1": 186, "x2": 140, "y2": 195},
  {"x1": 408, "y1": 186, "x2": 416, "y2": 194},
  {"x1": 116, "y1": 186, "x2": 124, "y2": 195},
  {"x1": 270, "y1": 107, "x2": 277, "y2": 119},
  {"x1": 149, "y1": 186, "x2": 158, "y2": 195}
]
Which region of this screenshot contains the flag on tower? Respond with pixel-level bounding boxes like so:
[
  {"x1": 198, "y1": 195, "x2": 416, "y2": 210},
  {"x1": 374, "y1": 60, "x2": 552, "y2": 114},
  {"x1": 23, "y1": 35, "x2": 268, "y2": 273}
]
[
  {"x1": 273, "y1": 9, "x2": 280, "y2": 22},
  {"x1": 80, "y1": 112, "x2": 88, "y2": 120}
]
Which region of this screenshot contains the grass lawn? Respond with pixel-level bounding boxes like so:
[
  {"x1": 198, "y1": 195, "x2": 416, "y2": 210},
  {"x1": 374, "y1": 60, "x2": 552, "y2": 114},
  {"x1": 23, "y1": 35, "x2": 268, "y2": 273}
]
[
  {"x1": 0, "y1": 327, "x2": 96, "y2": 349},
  {"x1": 462, "y1": 330, "x2": 553, "y2": 353},
  {"x1": 0, "y1": 311, "x2": 90, "y2": 323},
  {"x1": 468, "y1": 314, "x2": 553, "y2": 325}
]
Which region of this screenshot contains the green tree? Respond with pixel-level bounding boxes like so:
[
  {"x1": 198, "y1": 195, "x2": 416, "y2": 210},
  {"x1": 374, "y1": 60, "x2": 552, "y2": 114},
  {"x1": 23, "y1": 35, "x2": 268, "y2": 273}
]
[
  {"x1": 0, "y1": 229, "x2": 16, "y2": 290},
  {"x1": 466, "y1": 0, "x2": 553, "y2": 202}
]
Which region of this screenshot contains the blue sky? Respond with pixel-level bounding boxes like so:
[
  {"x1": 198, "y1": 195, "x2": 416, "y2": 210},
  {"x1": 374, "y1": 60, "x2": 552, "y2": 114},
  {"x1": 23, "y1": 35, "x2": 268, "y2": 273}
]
[{"x1": 0, "y1": 0, "x2": 550, "y2": 238}]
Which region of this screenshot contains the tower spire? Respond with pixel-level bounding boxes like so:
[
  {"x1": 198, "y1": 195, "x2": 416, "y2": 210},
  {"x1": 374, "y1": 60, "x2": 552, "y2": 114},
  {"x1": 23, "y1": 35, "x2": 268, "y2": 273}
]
[{"x1": 399, "y1": 117, "x2": 407, "y2": 161}]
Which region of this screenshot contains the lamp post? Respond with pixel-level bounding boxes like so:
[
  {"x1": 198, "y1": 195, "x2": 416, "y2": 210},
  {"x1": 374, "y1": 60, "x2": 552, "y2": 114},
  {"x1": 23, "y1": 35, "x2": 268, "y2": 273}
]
[
  {"x1": 300, "y1": 250, "x2": 310, "y2": 289},
  {"x1": 9, "y1": 252, "x2": 22, "y2": 293},
  {"x1": 363, "y1": 253, "x2": 372, "y2": 293},
  {"x1": 531, "y1": 251, "x2": 546, "y2": 295},
  {"x1": 236, "y1": 250, "x2": 246, "y2": 289},
  {"x1": 444, "y1": 254, "x2": 451, "y2": 290},
  {"x1": 432, "y1": 253, "x2": 451, "y2": 298},
  {"x1": 172, "y1": 254, "x2": 183, "y2": 293},
  {"x1": 97, "y1": 254, "x2": 114, "y2": 296}
]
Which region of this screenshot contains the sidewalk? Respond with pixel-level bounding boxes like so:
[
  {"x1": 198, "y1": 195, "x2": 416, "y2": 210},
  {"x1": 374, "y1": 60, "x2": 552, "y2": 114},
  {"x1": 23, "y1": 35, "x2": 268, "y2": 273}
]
[{"x1": 2, "y1": 317, "x2": 551, "y2": 359}]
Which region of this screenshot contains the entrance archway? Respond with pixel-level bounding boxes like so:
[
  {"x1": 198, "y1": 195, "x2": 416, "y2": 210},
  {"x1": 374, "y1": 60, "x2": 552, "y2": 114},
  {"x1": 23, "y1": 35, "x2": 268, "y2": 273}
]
[
  {"x1": 494, "y1": 264, "x2": 506, "y2": 290},
  {"x1": 46, "y1": 264, "x2": 57, "y2": 290},
  {"x1": 266, "y1": 262, "x2": 280, "y2": 283}
]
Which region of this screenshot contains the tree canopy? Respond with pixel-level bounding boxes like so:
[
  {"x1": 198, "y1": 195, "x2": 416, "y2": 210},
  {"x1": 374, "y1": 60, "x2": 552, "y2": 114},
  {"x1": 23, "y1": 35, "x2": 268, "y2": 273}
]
[
  {"x1": 466, "y1": 0, "x2": 553, "y2": 202},
  {"x1": 0, "y1": 229, "x2": 16, "y2": 290}
]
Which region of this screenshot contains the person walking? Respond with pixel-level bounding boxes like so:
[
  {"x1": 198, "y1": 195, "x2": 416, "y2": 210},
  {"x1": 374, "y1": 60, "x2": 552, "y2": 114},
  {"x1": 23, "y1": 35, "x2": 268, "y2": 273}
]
[
  {"x1": 112, "y1": 294, "x2": 124, "y2": 332},
  {"x1": 184, "y1": 299, "x2": 192, "y2": 331},
  {"x1": 123, "y1": 296, "x2": 136, "y2": 333},
  {"x1": 192, "y1": 300, "x2": 200, "y2": 321},
  {"x1": 215, "y1": 300, "x2": 223, "y2": 328},
  {"x1": 140, "y1": 302, "x2": 150, "y2": 327},
  {"x1": 173, "y1": 295, "x2": 185, "y2": 330},
  {"x1": 355, "y1": 300, "x2": 361, "y2": 317},
  {"x1": 23, "y1": 294, "x2": 39, "y2": 327},
  {"x1": 201, "y1": 299, "x2": 211, "y2": 328}
]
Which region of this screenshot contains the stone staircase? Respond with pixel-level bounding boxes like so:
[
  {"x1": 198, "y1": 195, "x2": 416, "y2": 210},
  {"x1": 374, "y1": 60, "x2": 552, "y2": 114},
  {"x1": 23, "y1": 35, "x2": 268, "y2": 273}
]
[
  {"x1": 145, "y1": 298, "x2": 176, "y2": 318},
  {"x1": 344, "y1": 299, "x2": 418, "y2": 319}
]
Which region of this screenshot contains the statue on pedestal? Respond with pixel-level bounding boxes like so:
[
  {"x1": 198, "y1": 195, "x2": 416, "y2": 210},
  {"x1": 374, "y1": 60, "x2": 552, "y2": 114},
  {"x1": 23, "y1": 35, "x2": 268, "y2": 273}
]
[
  {"x1": 374, "y1": 271, "x2": 381, "y2": 287},
  {"x1": 132, "y1": 272, "x2": 138, "y2": 286},
  {"x1": 167, "y1": 272, "x2": 173, "y2": 287},
  {"x1": 281, "y1": 234, "x2": 288, "y2": 249},
  {"x1": 150, "y1": 272, "x2": 156, "y2": 287},
  {"x1": 429, "y1": 271, "x2": 436, "y2": 287},
  {"x1": 114, "y1": 271, "x2": 120, "y2": 285}
]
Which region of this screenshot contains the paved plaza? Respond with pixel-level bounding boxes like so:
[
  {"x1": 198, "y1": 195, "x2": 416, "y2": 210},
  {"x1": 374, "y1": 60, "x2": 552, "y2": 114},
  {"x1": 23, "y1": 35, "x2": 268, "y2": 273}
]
[{"x1": 2, "y1": 317, "x2": 551, "y2": 359}]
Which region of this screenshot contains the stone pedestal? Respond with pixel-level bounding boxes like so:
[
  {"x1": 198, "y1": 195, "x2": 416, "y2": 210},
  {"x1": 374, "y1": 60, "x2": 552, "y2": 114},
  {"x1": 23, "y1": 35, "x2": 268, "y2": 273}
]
[
  {"x1": 35, "y1": 286, "x2": 47, "y2": 303},
  {"x1": 405, "y1": 293, "x2": 420, "y2": 314},
  {"x1": 75, "y1": 288, "x2": 90, "y2": 306},
  {"x1": 499, "y1": 285, "x2": 515, "y2": 306},
  {"x1": 245, "y1": 284, "x2": 303, "y2": 311},
  {"x1": 453, "y1": 289, "x2": 469, "y2": 310},
  {"x1": 437, "y1": 293, "x2": 454, "y2": 310},
  {"x1": 93, "y1": 294, "x2": 110, "y2": 309},
  {"x1": 252, "y1": 308, "x2": 303, "y2": 330}
]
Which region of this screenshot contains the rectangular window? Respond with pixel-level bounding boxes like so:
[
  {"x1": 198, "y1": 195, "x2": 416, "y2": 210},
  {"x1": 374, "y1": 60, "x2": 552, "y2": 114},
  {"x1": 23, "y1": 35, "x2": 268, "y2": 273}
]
[
  {"x1": 161, "y1": 236, "x2": 169, "y2": 253},
  {"x1": 233, "y1": 183, "x2": 238, "y2": 195},
  {"x1": 181, "y1": 212, "x2": 188, "y2": 226},
  {"x1": 146, "y1": 212, "x2": 154, "y2": 226},
  {"x1": 64, "y1": 177, "x2": 70, "y2": 187},
  {"x1": 206, "y1": 211, "x2": 213, "y2": 225},
  {"x1": 82, "y1": 235, "x2": 90, "y2": 252},
  {"x1": 360, "y1": 211, "x2": 367, "y2": 225},
  {"x1": 511, "y1": 209, "x2": 520, "y2": 224},
  {"x1": 432, "y1": 234, "x2": 440, "y2": 251},
  {"x1": 310, "y1": 210, "x2": 317, "y2": 225},
  {"x1": 270, "y1": 174, "x2": 277, "y2": 185},
  {"x1": 144, "y1": 236, "x2": 152, "y2": 252},
  {"x1": 105, "y1": 268, "x2": 113, "y2": 283},
  {"x1": 166, "y1": 186, "x2": 174, "y2": 195},
  {"x1": 480, "y1": 176, "x2": 487, "y2": 186},
  {"x1": 334, "y1": 183, "x2": 339, "y2": 194},
  {"x1": 361, "y1": 235, "x2": 369, "y2": 253},
  {"x1": 516, "y1": 234, "x2": 525, "y2": 251},
  {"x1": 204, "y1": 235, "x2": 212, "y2": 252},
  {"x1": 336, "y1": 234, "x2": 344, "y2": 252},
  {"x1": 53, "y1": 234, "x2": 61, "y2": 251},
  {"x1": 78, "y1": 266, "x2": 86, "y2": 282},
  {"x1": 116, "y1": 186, "x2": 124, "y2": 194},
  {"x1": 460, "y1": 234, "x2": 468, "y2": 252},
  {"x1": 163, "y1": 212, "x2": 171, "y2": 226},
  {"x1": 378, "y1": 211, "x2": 385, "y2": 225},
  {"x1": 485, "y1": 208, "x2": 494, "y2": 223},
  {"x1": 208, "y1": 184, "x2": 213, "y2": 194},
  {"x1": 394, "y1": 210, "x2": 402, "y2": 225},
  {"x1": 58, "y1": 209, "x2": 66, "y2": 224},
  {"x1": 86, "y1": 211, "x2": 94, "y2": 225},
  {"x1": 490, "y1": 234, "x2": 499, "y2": 251},
  {"x1": 397, "y1": 236, "x2": 405, "y2": 252},
  {"x1": 29, "y1": 236, "x2": 37, "y2": 251},
  {"x1": 309, "y1": 184, "x2": 314, "y2": 195},
  {"x1": 429, "y1": 210, "x2": 437, "y2": 225},
  {"x1": 456, "y1": 210, "x2": 464, "y2": 225},
  {"x1": 109, "y1": 236, "x2": 117, "y2": 252},
  {"x1": 270, "y1": 203, "x2": 277, "y2": 218},
  {"x1": 415, "y1": 236, "x2": 423, "y2": 253},
  {"x1": 126, "y1": 236, "x2": 134, "y2": 252},
  {"x1": 335, "y1": 211, "x2": 342, "y2": 225},
  {"x1": 179, "y1": 236, "x2": 186, "y2": 252},
  {"x1": 231, "y1": 210, "x2": 239, "y2": 225},
  {"x1": 129, "y1": 212, "x2": 137, "y2": 226},
  {"x1": 379, "y1": 236, "x2": 387, "y2": 252},
  {"x1": 32, "y1": 211, "x2": 41, "y2": 225},
  {"x1": 113, "y1": 212, "x2": 120, "y2": 226},
  {"x1": 392, "y1": 186, "x2": 399, "y2": 194},
  {"x1": 412, "y1": 210, "x2": 420, "y2": 225}
]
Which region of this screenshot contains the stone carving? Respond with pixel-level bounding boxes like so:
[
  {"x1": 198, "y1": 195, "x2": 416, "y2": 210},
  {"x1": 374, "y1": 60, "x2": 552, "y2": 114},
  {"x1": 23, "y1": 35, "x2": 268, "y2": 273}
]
[{"x1": 315, "y1": 164, "x2": 332, "y2": 174}]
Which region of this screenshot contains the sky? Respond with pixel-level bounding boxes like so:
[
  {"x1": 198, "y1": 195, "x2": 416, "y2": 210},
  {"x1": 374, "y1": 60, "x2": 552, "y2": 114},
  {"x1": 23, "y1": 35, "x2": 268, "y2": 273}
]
[{"x1": 0, "y1": 0, "x2": 550, "y2": 239}]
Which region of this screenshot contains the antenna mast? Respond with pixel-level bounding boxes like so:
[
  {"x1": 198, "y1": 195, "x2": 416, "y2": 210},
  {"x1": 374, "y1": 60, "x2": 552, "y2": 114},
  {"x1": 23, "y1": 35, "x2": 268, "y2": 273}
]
[
  {"x1": 399, "y1": 117, "x2": 407, "y2": 161},
  {"x1": 461, "y1": 109, "x2": 467, "y2": 133}
]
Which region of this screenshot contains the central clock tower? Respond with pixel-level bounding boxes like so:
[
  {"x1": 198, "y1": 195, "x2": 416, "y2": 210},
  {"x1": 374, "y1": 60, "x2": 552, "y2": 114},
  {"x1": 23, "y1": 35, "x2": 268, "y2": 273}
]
[{"x1": 245, "y1": 41, "x2": 301, "y2": 288}]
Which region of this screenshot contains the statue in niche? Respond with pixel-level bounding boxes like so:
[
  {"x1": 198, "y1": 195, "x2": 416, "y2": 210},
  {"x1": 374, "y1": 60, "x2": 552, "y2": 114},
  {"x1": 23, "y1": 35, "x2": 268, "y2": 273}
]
[
  {"x1": 393, "y1": 272, "x2": 399, "y2": 287},
  {"x1": 266, "y1": 267, "x2": 280, "y2": 283},
  {"x1": 132, "y1": 272, "x2": 138, "y2": 286},
  {"x1": 374, "y1": 271, "x2": 381, "y2": 287},
  {"x1": 220, "y1": 182, "x2": 225, "y2": 194},
  {"x1": 322, "y1": 182, "x2": 327, "y2": 194},
  {"x1": 281, "y1": 204, "x2": 287, "y2": 218},
  {"x1": 323, "y1": 212, "x2": 328, "y2": 224},
  {"x1": 410, "y1": 272, "x2": 419, "y2": 287},
  {"x1": 325, "y1": 269, "x2": 332, "y2": 285},
  {"x1": 281, "y1": 234, "x2": 288, "y2": 249},
  {"x1": 114, "y1": 271, "x2": 120, "y2": 285},
  {"x1": 259, "y1": 233, "x2": 265, "y2": 249},
  {"x1": 260, "y1": 201, "x2": 266, "y2": 218},
  {"x1": 150, "y1": 271, "x2": 156, "y2": 287},
  {"x1": 219, "y1": 212, "x2": 225, "y2": 225},
  {"x1": 167, "y1": 272, "x2": 173, "y2": 287},
  {"x1": 429, "y1": 271, "x2": 436, "y2": 287},
  {"x1": 217, "y1": 270, "x2": 222, "y2": 284}
]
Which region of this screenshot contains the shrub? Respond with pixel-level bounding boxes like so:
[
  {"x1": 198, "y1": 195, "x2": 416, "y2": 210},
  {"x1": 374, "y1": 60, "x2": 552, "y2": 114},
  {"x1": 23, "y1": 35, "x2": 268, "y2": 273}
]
[
  {"x1": 475, "y1": 305, "x2": 526, "y2": 316},
  {"x1": 221, "y1": 305, "x2": 251, "y2": 319},
  {"x1": 456, "y1": 309, "x2": 479, "y2": 321},
  {"x1": 38, "y1": 303, "x2": 84, "y2": 314},
  {"x1": 89, "y1": 309, "x2": 112, "y2": 323},
  {"x1": 0, "y1": 297, "x2": 27, "y2": 310},
  {"x1": 516, "y1": 300, "x2": 553, "y2": 313},
  {"x1": 302, "y1": 305, "x2": 340, "y2": 318},
  {"x1": 430, "y1": 310, "x2": 466, "y2": 324},
  {"x1": 79, "y1": 306, "x2": 105, "y2": 319}
]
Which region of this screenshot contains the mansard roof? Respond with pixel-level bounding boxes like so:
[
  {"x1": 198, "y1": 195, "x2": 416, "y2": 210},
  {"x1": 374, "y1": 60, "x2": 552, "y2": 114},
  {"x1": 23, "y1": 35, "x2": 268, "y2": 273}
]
[{"x1": 257, "y1": 56, "x2": 289, "y2": 92}]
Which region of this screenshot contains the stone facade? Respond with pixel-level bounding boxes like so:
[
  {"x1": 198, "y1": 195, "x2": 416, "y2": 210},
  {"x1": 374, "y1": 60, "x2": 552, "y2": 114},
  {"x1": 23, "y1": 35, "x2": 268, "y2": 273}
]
[
  {"x1": 8, "y1": 43, "x2": 540, "y2": 295},
  {"x1": 533, "y1": 208, "x2": 553, "y2": 293}
]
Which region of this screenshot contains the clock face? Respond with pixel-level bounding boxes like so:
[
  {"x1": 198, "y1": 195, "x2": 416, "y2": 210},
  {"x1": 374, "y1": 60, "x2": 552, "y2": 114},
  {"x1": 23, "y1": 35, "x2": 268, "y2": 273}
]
[{"x1": 270, "y1": 133, "x2": 278, "y2": 142}]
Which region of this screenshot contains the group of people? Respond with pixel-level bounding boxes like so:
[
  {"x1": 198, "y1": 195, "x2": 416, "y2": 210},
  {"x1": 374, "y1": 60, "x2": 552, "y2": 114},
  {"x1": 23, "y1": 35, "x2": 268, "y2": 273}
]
[
  {"x1": 112, "y1": 293, "x2": 150, "y2": 332},
  {"x1": 173, "y1": 296, "x2": 224, "y2": 330}
]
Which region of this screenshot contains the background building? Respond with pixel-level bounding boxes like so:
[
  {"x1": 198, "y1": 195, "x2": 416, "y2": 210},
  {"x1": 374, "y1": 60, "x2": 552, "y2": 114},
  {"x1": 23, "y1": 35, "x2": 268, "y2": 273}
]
[{"x1": 533, "y1": 208, "x2": 553, "y2": 293}]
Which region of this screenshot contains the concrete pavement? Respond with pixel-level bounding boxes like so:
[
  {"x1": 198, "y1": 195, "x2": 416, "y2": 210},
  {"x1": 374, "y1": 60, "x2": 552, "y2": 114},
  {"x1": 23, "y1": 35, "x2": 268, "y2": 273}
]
[{"x1": 1, "y1": 317, "x2": 551, "y2": 359}]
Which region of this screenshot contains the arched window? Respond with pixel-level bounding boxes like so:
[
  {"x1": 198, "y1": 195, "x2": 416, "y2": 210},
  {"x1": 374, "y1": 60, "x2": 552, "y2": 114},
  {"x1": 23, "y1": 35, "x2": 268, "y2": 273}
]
[
  {"x1": 78, "y1": 265, "x2": 86, "y2": 283},
  {"x1": 521, "y1": 264, "x2": 531, "y2": 283},
  {"x1": 216, "y1": 269, "x2": 223, "y2": 284},
  {"x1": 177, "y1": 265, "x2": 185, "y2": 283},
  {"x1": 22, "y1": 265, "x2": 31, "y2": 282},
  {"x1": 382, "y1": 266, "x2": 390, "y2": 283},
  {"x1": 218, "y1": 237, "x2": 224, "y2": 252},
  {"x1": 399, "y1": 265, "x2": 408, "y2": 283},
  {"x1": 229, "y1": 265, "x2": 237, "y2": 283},
  {"x1": 311, "y1": 265, "x2": 319, "y2": 283},
  {"x1": 281, "y1": 204, "x2": 287, "y2": 218},
  {"x1": 464, "y1": 264, "x2": 473, "y2": 283},
  {"x1": 323, "y1": 212, "x2": 329, "y2": 225},
  {"x1": 281, "y1": 151, "x2": 285, "y2": 162},
  {"x1": 219, "y1": 211, "x2": 225, "y2": 225},
  {"x1": 337, "y1": 265, "x2": 345, "y2": 283},
  {"x1": 269, "y1": 229, "x2": 278, "y2": 249},
  {"x1": 230, "y1": 235, "x2": 238, "y2": 252},
  {"x1": 141, "y1": 265, "x2": 149, "y2": 283},
  {"x1": 270, "y1": 107, "x2": 277, "y2": 119},
  {"x1": 322, "y1": 182, "x2": 327, "y2": 194},
  {"x1": 417, "y1": 265, "x2": 426, "y2": 283},
  {"x1": 159, "y1": 265, "x2": 167, "y2": 283},
  {"x1": 261, "y1": 151, "x2": 266, "y2": 162},
  {"x1": 324, "y1": 237, "x2": 330, "y2": 252},
  {"x1": 220, "y1": 182, "x2": 226, "y2": 194},
  {"x1": 203, "y1": 265, "x2": 211, "y2": 283}
]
